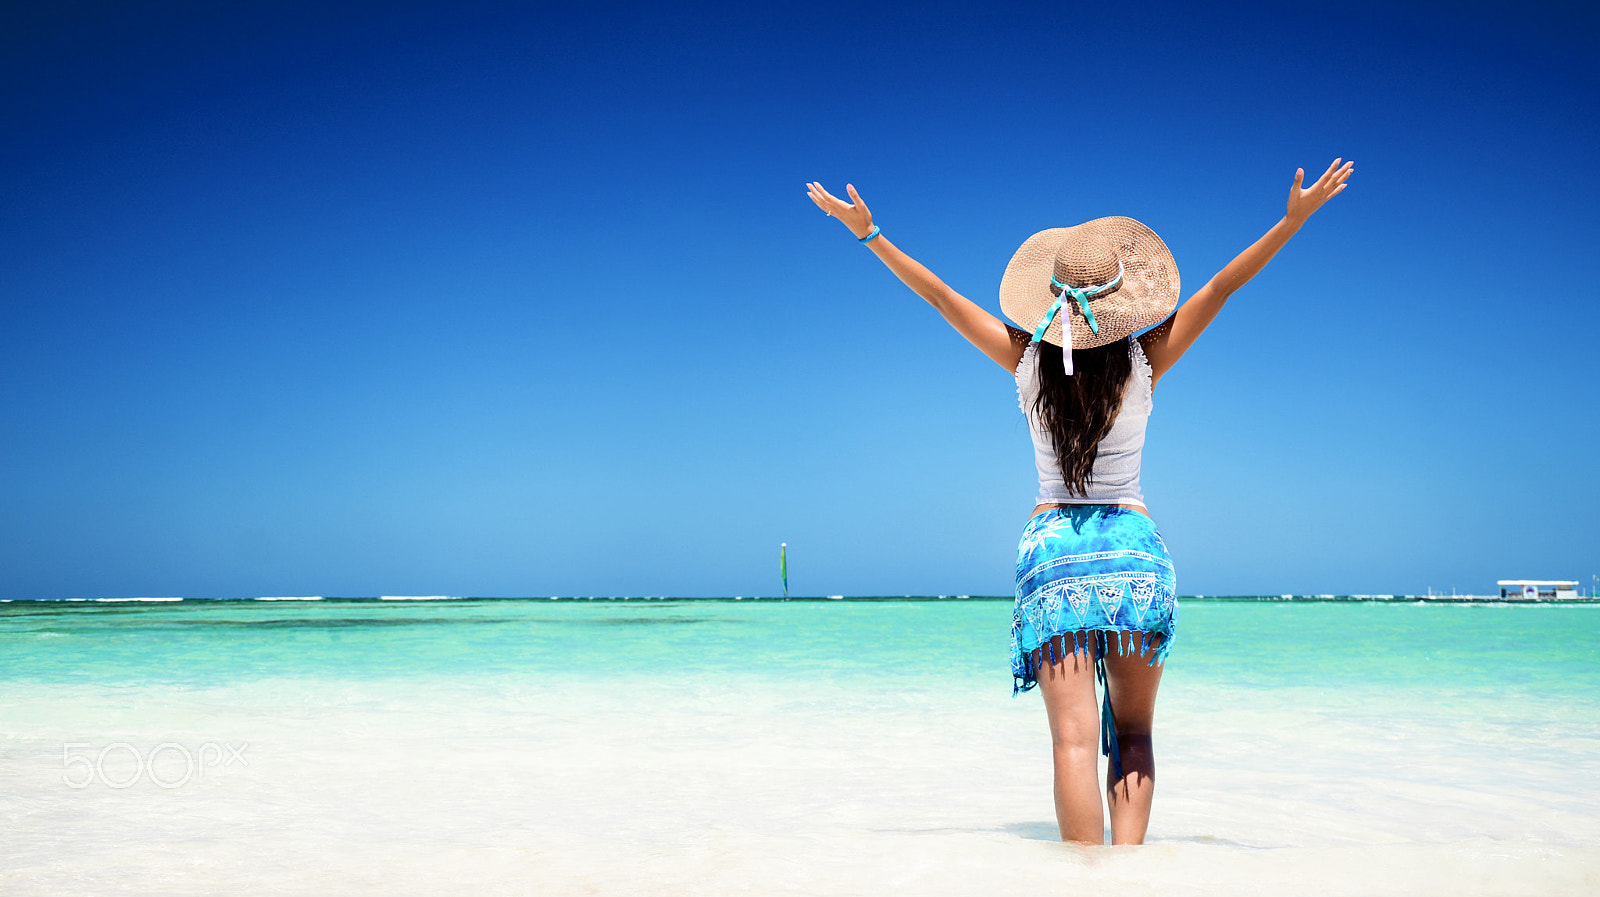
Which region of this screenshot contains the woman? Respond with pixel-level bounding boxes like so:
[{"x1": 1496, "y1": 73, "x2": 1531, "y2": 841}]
[{"x1": 805, "y1": 159, "x2": 1353, "y2": 845}]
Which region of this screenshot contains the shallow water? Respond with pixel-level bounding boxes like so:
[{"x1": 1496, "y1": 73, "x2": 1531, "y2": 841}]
[{"x1": 2, "y1": 598, "x2": 1597, "y2": 895}]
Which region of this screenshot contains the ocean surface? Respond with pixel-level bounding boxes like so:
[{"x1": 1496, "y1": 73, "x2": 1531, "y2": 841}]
[{"x1": 2, "y1": 597, "x2": 1597, "y2": 895}]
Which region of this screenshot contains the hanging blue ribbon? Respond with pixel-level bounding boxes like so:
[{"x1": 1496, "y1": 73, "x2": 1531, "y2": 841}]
[
  {"x1": 1031, "y1": 261, "x2": 1125, "y2": 376},
  {"x1": 1029, "y1": 297, "x2": 1066, "y2": 344},
  {"x1": 1050, "y1": 260, "x2": 1123, "y2": 338}
]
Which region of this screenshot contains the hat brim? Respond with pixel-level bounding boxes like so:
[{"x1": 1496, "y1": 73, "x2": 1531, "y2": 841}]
[{"x1": 999, "y1": 216, "x2": 1179, "y2": 349}]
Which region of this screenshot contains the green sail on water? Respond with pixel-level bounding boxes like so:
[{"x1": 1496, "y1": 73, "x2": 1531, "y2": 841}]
[{"x1": 780, "y1": 542, "x2": 788, "y2": 600}]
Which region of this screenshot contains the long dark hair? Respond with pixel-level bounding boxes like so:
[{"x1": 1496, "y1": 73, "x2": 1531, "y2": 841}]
[{"x1": 1033, "y1": 336, "x2": 1133, "y2": 496}]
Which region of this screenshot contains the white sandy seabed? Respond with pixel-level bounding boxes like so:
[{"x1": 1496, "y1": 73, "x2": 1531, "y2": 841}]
[{"x1": 1, "y1": 673, "x2": 1597, "y2": 896}]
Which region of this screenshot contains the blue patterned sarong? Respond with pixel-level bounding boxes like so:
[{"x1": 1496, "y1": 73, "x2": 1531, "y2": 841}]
[
  {"x1": 1011, "y1": 506, "x2": 1178, "y2": 778},
  {"x1": 1011, "y1": 505, "x2": 1177, "y2": 691}
]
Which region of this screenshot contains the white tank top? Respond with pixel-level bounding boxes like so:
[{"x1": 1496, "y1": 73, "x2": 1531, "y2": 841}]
[{"x1": 1014, "y1": 337, "x2": 1153, "y2": 508}]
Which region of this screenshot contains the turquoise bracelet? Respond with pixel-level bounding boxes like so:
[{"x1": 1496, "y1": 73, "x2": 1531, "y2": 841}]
[{"x1": 858, "y1": 225, "x2": 881, "y2": 244}]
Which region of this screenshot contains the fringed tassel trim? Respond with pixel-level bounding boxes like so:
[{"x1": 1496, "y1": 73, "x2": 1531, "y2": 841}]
[{"x1": 1013, "y1": 625, "x2": 1171, "y2": 692}]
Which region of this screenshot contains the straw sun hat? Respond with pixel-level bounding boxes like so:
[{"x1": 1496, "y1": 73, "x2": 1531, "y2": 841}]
[{"x1": 999, "y1": 217, "x2": 1180, "y2": 352}]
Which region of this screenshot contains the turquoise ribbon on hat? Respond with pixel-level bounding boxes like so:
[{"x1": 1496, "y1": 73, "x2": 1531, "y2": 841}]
[
  {"x1": 1029, "y1": 297, "x2": 1067, "y2": 344},
  {"x1": 1030, "y1": 261, "x2": 1124, "y2": 375},
  {"x1": 1052, "y1": 260, "x2": 1123, "y2": 337}
]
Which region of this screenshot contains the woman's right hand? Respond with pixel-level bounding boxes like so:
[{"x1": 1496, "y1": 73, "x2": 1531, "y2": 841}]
[
  {"x1": 1285, "y1": 158, "x2": 1354, "y2": 225},
  {"x1": 806, "y1": 182, "x2": 875, "y2": 240}
]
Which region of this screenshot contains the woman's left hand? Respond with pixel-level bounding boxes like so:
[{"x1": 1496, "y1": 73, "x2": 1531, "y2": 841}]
[
  {"x1": 1286, "y1": 158, "x2": 1354, "y2": 224},
  {"x1": 806, "y1": 181, "x2": 875, "y2": 240}
]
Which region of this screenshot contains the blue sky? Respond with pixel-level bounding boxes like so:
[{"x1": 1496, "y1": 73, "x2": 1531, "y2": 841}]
[{"x1": 2, "y1": 1, "x2": 1596, "y2": 599}]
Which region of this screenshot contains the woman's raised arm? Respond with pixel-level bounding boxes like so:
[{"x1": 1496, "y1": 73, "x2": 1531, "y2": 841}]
[
  {"x1": 807, "y1": 181, "x2": 1026, "y2": 371},
  {"x1": 1140, "y1": 159, "x2": 1354, "y2": 386}
]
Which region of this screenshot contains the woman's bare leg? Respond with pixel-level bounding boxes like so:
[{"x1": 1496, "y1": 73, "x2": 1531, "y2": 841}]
[
  {"x1": 1035, "y1": 636, "x2": 1105, "y2": 844},
  {"x1": 1101, "y1": 635, "x2": 1164, "y2": 845}
]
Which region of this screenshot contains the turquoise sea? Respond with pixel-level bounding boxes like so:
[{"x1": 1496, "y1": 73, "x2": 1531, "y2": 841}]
[{"x1": 2, "y1": 597, "x2": 1597, "y2": 895}]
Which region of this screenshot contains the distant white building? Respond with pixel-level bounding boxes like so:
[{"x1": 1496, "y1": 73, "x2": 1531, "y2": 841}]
[{"x1": 1498, "y1": 580, "x2": 1579, "y2": 600}]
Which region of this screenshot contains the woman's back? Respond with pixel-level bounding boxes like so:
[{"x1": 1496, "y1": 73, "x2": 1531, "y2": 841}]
[{"x1": 1016, "y1": 337, "x2": 1153, "y2": 509}]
